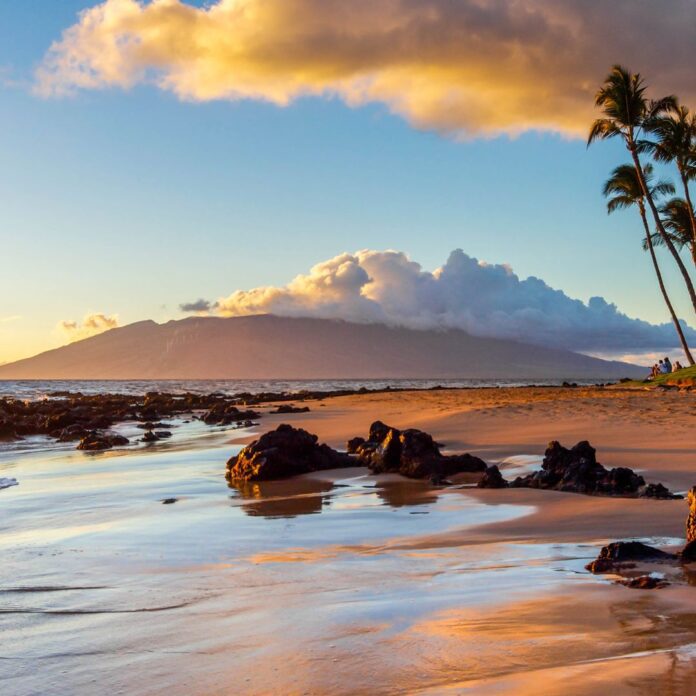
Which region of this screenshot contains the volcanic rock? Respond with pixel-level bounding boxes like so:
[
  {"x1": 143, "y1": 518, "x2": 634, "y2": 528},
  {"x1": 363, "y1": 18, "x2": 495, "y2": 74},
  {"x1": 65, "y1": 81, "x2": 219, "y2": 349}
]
[
  {"x1": 510, "y1": 440, "x2": 677, "y2": 498},
  {"x1": 77, "y1": 431, "x2": 129, "y2": 451},
  {"x1": 271, "y1": 405, "x2": 310, "y2": 414},
  {"x1": 226, "y1": 424, "x2": 352, "y2": 482},
  {"x1": 478, "y1": 465, "x2": 509, "y2": 489},
  {"x1": 353, "y1": 421, "x2": 486, "y2": 480}
]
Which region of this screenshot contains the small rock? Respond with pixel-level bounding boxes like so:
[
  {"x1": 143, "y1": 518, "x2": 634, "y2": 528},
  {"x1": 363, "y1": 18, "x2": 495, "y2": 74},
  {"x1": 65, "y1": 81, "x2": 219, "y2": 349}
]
[
  {"x1": 161, "y1": 498, "x2": 178, "y2": 505},
  {"x1": 620, "y1": 575, "x2": 669, "y2": 589},
  {"x1": 478, "y1": 465, "x2": 509, "y2": 489}
]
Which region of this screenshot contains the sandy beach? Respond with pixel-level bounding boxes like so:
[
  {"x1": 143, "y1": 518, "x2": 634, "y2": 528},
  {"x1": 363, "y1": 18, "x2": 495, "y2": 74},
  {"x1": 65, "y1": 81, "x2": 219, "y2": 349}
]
[{"x1": 2, "y1": 385, "x2": 695, "y2": 695}]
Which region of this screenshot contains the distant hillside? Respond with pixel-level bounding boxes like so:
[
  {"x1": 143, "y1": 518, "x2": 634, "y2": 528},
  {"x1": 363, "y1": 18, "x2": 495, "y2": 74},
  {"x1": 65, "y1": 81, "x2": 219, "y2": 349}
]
[{"x1": 0, "y1": 315, "x2": 644, "y2": 380}]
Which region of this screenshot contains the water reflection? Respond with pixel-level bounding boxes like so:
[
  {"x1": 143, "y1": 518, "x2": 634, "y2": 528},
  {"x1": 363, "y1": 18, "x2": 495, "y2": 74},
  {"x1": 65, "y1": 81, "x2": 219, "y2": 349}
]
[
  {"x1": 230, "y1": 478, "x2": 335, "y2": 518},
  {"x1": 374, "y1": 480, "x2": 438, "y2": 508},
  {"x1": 229, "y1": 475, "x2": 441, "y2": 519}
]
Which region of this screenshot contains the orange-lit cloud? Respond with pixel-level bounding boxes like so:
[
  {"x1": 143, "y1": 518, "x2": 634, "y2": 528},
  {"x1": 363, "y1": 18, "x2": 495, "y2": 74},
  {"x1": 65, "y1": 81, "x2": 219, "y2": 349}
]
[
  {"x1": 36, "y1": 0, "x2": 696, "y2": 137},
  {"x1": 58, "y1": 312, "x2": 119, "y2": 342}
]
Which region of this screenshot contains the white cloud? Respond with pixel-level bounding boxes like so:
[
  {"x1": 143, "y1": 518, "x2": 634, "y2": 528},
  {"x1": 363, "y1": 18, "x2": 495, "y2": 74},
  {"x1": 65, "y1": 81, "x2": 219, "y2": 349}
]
[
  {"x1": 36, "y1": 0, "x2": 696, "y2": 137},
  {"x1": 213, "y1": 249, "x2": 696, "y2": 354}
]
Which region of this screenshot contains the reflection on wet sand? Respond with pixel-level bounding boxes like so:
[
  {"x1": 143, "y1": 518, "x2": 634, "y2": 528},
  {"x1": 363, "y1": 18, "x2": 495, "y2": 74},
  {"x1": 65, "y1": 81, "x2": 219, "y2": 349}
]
[
  {"x1": 230, "y1": 474, "x2": 442, "y2": 518},
  {"x1": 231, "y1": 478, "x2": 335, "y2": 518}
]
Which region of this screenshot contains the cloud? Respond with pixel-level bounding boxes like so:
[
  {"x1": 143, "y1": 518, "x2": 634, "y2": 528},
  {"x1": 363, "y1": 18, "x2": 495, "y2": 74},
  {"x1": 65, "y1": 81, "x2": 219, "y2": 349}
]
[
  {"x1": 58, "y1": 312, "x2": 119, "y2": 341},
  {"x1": 180, "y1": 298, "x2": 214, "y2": 313},
  {"x1": 36, "y1": 0, "x2": 696, "y2": 137},
  {"x1": 0, "y1": 315, "x2": 21, "y2": 323},
  {"x1": 215, "y1": 249, "x2": 696, "y2": 355}
]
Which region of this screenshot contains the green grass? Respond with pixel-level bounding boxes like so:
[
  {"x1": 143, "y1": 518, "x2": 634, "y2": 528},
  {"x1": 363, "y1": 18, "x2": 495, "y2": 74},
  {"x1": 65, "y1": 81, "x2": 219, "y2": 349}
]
[{"x1": 621, "y1": 364, "x2": 696, "y2": 387}]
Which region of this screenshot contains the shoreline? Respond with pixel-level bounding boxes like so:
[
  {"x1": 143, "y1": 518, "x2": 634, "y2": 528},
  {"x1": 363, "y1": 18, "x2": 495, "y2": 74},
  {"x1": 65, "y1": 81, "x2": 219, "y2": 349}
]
[{"x1": 2, "y1": 384, "x2": 695, "y2": 694}]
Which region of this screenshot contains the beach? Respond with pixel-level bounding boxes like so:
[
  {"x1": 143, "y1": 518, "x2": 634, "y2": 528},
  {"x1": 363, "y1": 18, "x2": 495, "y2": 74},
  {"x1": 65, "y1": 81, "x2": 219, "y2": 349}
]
[{"x1": 2, "y1": 385, "x2": 695, "y2": 694}]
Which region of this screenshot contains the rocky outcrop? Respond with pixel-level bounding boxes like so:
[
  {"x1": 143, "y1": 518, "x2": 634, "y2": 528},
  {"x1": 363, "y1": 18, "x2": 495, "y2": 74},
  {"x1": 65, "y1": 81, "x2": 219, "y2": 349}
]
[
  {"x1": 226, "y1": 424, "x2": 352, "y2": 482},
  {"x1": 76, "y1": 431, "x2": 129, "y2": 451},
  {"x1": 353, "y1": 421, "x2": 486, "y2": 480},
  {"x1": 508, "y1": 441, "x2": 678, "y2": 498}
]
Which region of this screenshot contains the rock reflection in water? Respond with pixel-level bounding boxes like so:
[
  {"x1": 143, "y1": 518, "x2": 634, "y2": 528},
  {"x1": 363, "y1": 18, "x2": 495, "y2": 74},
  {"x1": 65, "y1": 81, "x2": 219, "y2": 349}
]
[
  {"x1": 230, "y1": 478, "x2": 335, "y2": 518},
  {"x1": 374, "y1": 479, "x2": 439, "y2": 508},
  {"x1": 230, "y1": 473, "x2": 443, "y2": 519}
]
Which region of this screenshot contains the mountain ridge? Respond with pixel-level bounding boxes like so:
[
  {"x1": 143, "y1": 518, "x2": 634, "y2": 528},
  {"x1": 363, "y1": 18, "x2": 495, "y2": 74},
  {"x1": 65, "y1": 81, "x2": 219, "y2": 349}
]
[{"x1": 0, "y1": 314, "x2": 645, "y2": 380}]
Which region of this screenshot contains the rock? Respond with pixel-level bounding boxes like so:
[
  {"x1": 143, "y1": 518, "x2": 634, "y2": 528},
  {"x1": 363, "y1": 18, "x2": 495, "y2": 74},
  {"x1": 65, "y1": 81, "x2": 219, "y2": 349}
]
[
  {"x1": 0, "y1": 422, "x2": 20, "y2": 441},
  {"x1": 641, "y1": 482, "x2": 681, "y2": 499},
  {"x1": 271, "y1": 405, "x2": 310, "y2": 414},
  {"x1": 346, "y1": 437, "x2": 366, "y2": 454},
  {"x1": 478, "y1": 465, "x2": 509, "y2": 489},
  {"x1": 681, "y1": 539, "x2": 696, "y2": 563},
  {"x1": 77, "y1": 431, "x2": 128, "y2": 451},
  {"x1": 161, "y1": 497, "x2": 178, "y2": 504},
  {"x1": 620, "y1": 575, "x2": 669, "y2": 589},
  {"x1": 510, "y1": 440, "x2": 677, "y2": 498},
  {"x1": 226, "y1": 424, "x2": 352, "y2": 482},
  {"x1": 353, "y1": 421, "x2": 487, "y2": 480},
  {"x1": 585, "y1": 541, "x2": 676, "y2": 573},
  {"x1": 154, "y1": 430, "x2": 172, "y2": 439},
  {"x1": 142, "y1": 431, "x2": 159, "y2": 442},
  {"x1": 687, "y1": 487, "x2": 696, "y2": 544}
]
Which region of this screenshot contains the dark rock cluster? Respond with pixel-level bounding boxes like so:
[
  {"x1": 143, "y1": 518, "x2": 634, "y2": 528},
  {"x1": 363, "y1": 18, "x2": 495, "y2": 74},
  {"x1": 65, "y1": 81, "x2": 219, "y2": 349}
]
[
  {"x1": 226, "y1": 424, "x2": 352, "y2": 482},
  {"x1": 350, "y1": 420, "x2": 487, "y2": 480},
  {"x1": 0, "y1": 391, "x2": 264, "y2": 451},
  {"x1": 479, "y1": 440, "x2": 678, "y2": 498}
]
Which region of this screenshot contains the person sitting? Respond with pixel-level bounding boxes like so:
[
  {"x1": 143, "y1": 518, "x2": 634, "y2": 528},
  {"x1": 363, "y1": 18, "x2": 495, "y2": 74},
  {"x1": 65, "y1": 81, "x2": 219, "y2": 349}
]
[
  {"x1": 657, "y1": 359, "x2": 666, "y2": 374},
  {"x1": 673, "y1": 360, "x2": 683, "y2": 372},
  {"x1": 662, "y1": 357, "x2": 672, "y2": 373}
]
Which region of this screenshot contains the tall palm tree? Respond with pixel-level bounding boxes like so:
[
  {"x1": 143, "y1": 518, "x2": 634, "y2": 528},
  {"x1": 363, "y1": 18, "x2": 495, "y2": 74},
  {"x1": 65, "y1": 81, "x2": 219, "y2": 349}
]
[
  {"x1": 604, "y1": 164, "x2": 694, "y2": 365},
  {"x1": 650, "y1": 197, "x2": 696, "y2": 267},
  {"x1": 588, "y1": 65, "x2": 696, "y2": 315},
  {"x1": 645, "y1": 102, "x2": 696, "y2": 254}
]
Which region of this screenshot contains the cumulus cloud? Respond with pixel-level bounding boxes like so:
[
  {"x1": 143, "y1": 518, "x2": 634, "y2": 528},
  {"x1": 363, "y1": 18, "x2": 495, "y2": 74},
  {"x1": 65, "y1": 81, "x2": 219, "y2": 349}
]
[
  {"x1": 58, "y1": 313, "x2": 119, "y2": 342},
  {"x1": 180, "y1": 298, "x2": 214, "y2": 313},
  {"x1": 36, "y1": 0, "x2": 696, "y2": 137},
  {"x1": 214, "y1": 249, "x2": 696, "y2": 355}
]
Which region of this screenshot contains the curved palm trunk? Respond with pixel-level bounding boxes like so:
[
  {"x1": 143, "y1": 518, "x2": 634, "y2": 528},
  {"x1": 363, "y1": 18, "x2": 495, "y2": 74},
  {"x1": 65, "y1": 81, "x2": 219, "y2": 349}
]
[
  {"x1": 629, "y1": 145, "x2": 696, "y2": 315},
  {"x1": 639, "y1": 203, "x2": 695, "y2": 365},
  {"x1": 678, "y1": 166, "x2": 696, "y2": 263}
]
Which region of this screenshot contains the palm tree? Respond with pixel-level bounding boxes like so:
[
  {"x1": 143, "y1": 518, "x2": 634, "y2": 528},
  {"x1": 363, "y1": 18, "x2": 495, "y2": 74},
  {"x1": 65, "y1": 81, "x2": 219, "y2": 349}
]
[
  {"x1": 588, "y1": 65, "x2": 696, "y2": 315},
  {"x1": 645, "y1": 102, "x2": 696, "y2": 254},
  {"x1": 650, "y1": 197, "x2": 696, "y2": 267},
  {"x1": 603, "y1": 164, "x2": 694, "y2": 365}
]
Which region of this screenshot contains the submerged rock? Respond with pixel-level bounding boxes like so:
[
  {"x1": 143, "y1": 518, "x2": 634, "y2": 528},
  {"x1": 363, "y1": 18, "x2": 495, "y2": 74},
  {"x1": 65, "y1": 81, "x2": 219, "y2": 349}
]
[
  {"x1": 586, "y1": 541, "x2": 676, "y2": 574},
  {"x1": 226, "y1": 424, "x2": 352, "y2": 482},
  {"x1": 76, "y1": 431, "x2": 129, "y2": 451},
  {"x1": 510, "y1": 440, "x2": 678, "y2": 498},
  {"x1": 353, "y1": 421, "x2": 486, "y2": 480},
  {"x1": 621, "y1": 575, "x2": 669, "y2": 589}
]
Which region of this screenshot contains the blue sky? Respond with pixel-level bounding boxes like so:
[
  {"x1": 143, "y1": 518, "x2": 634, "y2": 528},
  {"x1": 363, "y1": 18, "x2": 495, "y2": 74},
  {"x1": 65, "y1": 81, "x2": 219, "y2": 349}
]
[{"x1": 0, "y1": 1, "x2": 694, "y2": 363}]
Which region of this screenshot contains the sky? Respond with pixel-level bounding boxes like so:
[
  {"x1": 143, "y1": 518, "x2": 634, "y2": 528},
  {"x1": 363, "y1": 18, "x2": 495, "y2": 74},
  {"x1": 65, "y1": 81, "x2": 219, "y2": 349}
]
[{"x1": 1, "y1": 0, "x2": 695, "y2": 365}]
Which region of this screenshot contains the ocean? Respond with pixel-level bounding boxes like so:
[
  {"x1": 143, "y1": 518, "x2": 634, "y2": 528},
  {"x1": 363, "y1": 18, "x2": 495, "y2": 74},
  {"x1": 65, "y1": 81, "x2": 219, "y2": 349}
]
[{"x1": 0, "y1": 377, "x2": 606, "y2": 400}]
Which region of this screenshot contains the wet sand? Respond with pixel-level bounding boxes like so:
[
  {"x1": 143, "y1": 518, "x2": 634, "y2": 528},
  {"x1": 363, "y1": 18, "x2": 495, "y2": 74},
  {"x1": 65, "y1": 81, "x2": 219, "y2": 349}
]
[{"x1": 1, "y1": 386, "x2": 695, "y2": 694}]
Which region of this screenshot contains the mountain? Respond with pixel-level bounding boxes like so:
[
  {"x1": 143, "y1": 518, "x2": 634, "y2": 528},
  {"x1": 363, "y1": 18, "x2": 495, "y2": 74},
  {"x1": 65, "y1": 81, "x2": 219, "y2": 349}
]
[{"x1": 0, "y1": 315, "x2": 644, "y2": 380}]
